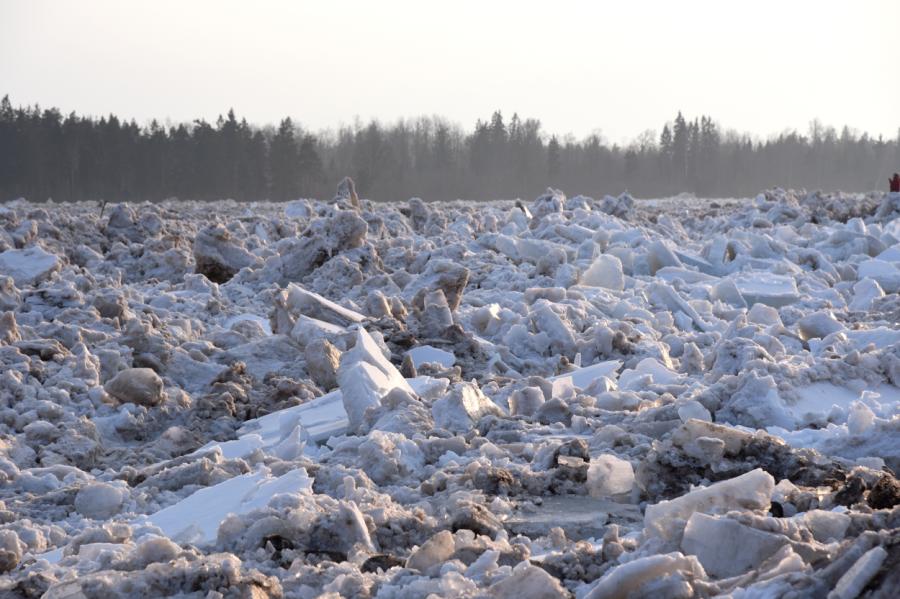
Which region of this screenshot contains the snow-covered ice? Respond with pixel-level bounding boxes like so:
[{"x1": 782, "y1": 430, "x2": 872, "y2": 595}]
[{"x1": 1, "y1": 187, "x2": 899, "y2": 598}]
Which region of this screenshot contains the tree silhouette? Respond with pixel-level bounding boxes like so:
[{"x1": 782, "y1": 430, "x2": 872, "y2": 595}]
[{"x1": 0, "y1": 97, "x2": 895, "y2": 203}]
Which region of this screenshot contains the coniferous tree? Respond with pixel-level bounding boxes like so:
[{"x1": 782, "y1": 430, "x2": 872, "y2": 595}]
[
  {"x1": 0, "y1": 97, "x2": 896, "y2": 203},
  {"x1": 269, "y1": 118, "x2": 299, "y2": 201}
]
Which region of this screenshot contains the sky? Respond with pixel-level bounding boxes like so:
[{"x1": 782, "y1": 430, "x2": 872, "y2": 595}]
[{"x1": 1, "y1": 0, "x2": 898, "y2": 144}]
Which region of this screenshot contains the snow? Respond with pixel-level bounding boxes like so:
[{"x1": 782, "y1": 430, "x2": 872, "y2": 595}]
[{"x1": 5, "y1": 189, "x2": 900, "y2": 597}]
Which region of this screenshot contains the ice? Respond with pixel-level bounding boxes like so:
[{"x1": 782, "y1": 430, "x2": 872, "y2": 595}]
[
  {"x1": 797, "y1": 310, "x2": 843, "y2": 340},
  {"x1": 222, "y1": 313, "x2": 272, "y2": 336},
  {"x1": 285, "y1": 283, "x2": 366, "y2": 326},
  {"x1": 580, "y1": 253, "x2": 624, "y2": 290},
  {"x1": 338, "y1": 328, "x2": 414, "y2": 432},
  {"x1": 240, "y1": 389, "x2": 348, "y2": 445},
  {"x1": 432, "y1": 382, "x2": 504, "y2": 432},
  {"x1": 4, "y1": 191, "x2": 900, "y2": 597},
  {"x1": 0, "y1": 246, "x2": 60, "y2": 286},
  {"x1": 732, "y1": 273, "x2": 800, "y2": 307},
  {"x1": 406, "y1": 345, "x2": 455, "y2": 368},
  {"x1": 584, "y1": 552, "x2": 706, "y2": 599},
  {"x1": 586, "y1": 454, "x2": 635, "y2": 497},
  {"x1": 103, "y1": 368, "x2": 165, "y2": 406},
  {"x1": 856, "y1": 258, "x2": 900, "y2": 292},
  {"x1": 644, "y1": 469, "x2": 775, "y2": 540},
  {"x1": 849, "y1": 278, "x2": 884, "y2": 311},
  {"x1": 548, "y1": 359, "x2": 621, "y2": 390},
  {"x1": 828, "y1": 546, "x2": 887, "y2": 599},
  {"x1": 681, "y1": 513, "x2": 790, "y2": 579},
  {"x1": 489, "y1": 561, "x2": 568, "y2": 599},
  {"x1": 405, "y1": 529, "x2": 454, "y2": 572},
  {"x1": 143, "y1": 467, "x2": 312, "y2": 545},
  {"x1": 74, "y1": 482, "x2": 126, "y2": 519}
]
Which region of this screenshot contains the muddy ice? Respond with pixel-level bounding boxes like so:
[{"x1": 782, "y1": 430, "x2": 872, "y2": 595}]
[{"x1": 0, "y1": 188, "x2": 899, "y2": 598}]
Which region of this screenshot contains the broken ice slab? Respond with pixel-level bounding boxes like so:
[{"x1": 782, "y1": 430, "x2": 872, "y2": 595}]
[
  {"x1": 672, "y1": 249, "x2": 716, "y2": 274},
  {"x1": 504, "y1": 495, "x2": 641, "y2": 540},
  {"x1": 654, "y1": 266, "x2": 717, "y2": 285},
  {"x1": 339, "y1": 328, "x2": 416, "y2": 432},
  {"x1": 647, "y1": 282, "x2": 714, "y2": 332},
  {"x1": 548, "y1": 360, "x2": 621, "y2": 392},
  {"x1": 731, "y1": 273, "x2": 799, "y2": 307},
  {"x1": 583, "y1": 552, "x2": 706, "y2": 599},
  {"x1": 0, "y1": 246, "x2": 61, "y2": 286},
  {"x1": 406, "y1": 345, "x2": 456, "y2": 368},
  {"x1": 788, "y1": 382, "x2": 900, "y2": 428},
  {"x1": 222, "y1": 313, "x2": 272, "y2": 335},
  {"x1": 681, "y1": 512, "x2": 787, "y2": 578},
  {"x1": 232, "y1": 374, "x2": 443, "y2": 456},
  {"x1": 285, "y1": 283, "x2": 366, "y2": 326},
  {"x1": 142, "y1": 467, "x2": 313, "y2": 545},
  {"x1": 644, "y1": 468, "x2": 775, "y2": 541},
  {"x1": 856, "y1": 258, "x2": 900, "y2": 293},
  {"x1": 239, "y1": 389, "x2": 348, "y2": 447},
  {"x1": 618, "y1": 358, "x2": 681, "y2": 390}
]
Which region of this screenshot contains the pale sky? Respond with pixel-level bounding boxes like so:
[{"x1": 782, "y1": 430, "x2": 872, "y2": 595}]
[{"x1": 1, "y1": 0, "x2": 897, "y2": 144}]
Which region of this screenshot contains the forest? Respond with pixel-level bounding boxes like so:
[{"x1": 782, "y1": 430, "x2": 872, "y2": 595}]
[{"x1": 1, "y1": 95, "x2": 897, "y2": 203}]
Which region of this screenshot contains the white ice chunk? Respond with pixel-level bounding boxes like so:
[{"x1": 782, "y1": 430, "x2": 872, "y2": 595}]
[
  {"x1": 849, "y1": 278, "x2": 885, "y2": 311},
  {"x1": 681, "y1": 512, "x2": 787, "y2": 578},
  {"x1": 0, "y1": 246, "x2": 61, "y2": 286},
  {"x1": 797, "y1": 310, "x2": 843, "y2": 340},
  {"x1": 581, "y1": 254, "x2": 624, "y2": 290},
  {"x1": 584, "y1": 552, "x2": 705, "y2": 599},
  {"x1": 406, "y1": 345, "x2": 455, "y2": 368},
  {"x1": 828, "y1": 546, "x2": 887, "y2": 599},
  {"x1": 144, "y1": 467, "x2": 312, "y2": 545},
  {"x1": 192, "y1": 434, "x2": 265, "y2": 460},
  {"x1": 548, "y1": 360, "x2": 621, "y2": 391},
  {"x1": 586, "y1": 454, "x2": 634, "y2": 497},
  {"x1": 240, "y1": 390, "x2": 348, "y2": 446},
  {"x1": 798, "y1": 509, "x2": 850, "y2": 543},
  {"x1": 747, "y1": 303, "x2": 782, "y2": 327},
  {"x1": 223, "y1": 313, "x2": 272, "y2": 336},
  {"x1": 286, "y1": 283, "x2": 366, "y2": 326},
  {"x1": 432, "y1": 382, "x2": 504, "y2": 433},
  {"x1": 847, "y1": 401, "x2": 876, "y2": 435},
  {"x1": 644, "y1": 468, "x2": 775, "y2": 540},
  {"x1": 677, "y1": 400, "x2": 711, "y2": 423},
  {"x1": 284, "y1": 199, "x2": 312, "y2": 219},
  {"x1": 646, "y1": 240, "x2": 683, "y2": 275},
  {"x1": 856, "y1": 259, "x2": 900, "y2": 293},
  {"x1": 733, "y1": 273, "x2": 799, "y2": 307},
  {"x1": 339, "y1": 329, "x2": 414, "y2": 432},
  {"x1": 619, "y1": 358, "x2": 680, "y2": 389}
]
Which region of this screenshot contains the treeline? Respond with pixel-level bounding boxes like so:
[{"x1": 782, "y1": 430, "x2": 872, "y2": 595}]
[{"x1": 0, "y1": 95, "x2": 898, "y2": 203}]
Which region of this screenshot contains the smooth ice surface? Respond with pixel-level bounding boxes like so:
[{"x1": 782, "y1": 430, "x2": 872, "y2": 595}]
[
  {"x1": 407, "y1": 345, "x2": 456, "y2": 368},
  {"x1": 143, "y1": 468, "x2": 312, "y2": 545},
  {"x1": 548, "y1": 360, "x2": 621, "y2": 390},
  {"x1": 0, "y1": 246, "x2": 60, "y2": 285},
  {"x1": 732, "y1": 273, "x2": 800, "y2": 307},
  {"x1": 644, "y1": 469, "x2": 775, "y2": 540}
]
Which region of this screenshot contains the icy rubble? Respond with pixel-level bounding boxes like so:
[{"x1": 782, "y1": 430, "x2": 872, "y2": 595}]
[{"x1": 0, "y1": 189, "x2": 899, "y2": 598}]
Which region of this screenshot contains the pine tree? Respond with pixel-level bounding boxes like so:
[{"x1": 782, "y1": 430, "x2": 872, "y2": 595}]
[{"x1": 269, "y1": 118, "x2": 299, "y2": 201}]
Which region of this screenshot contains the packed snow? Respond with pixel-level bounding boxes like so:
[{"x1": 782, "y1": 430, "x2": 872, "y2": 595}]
[{"x1": 0, "y1": 187, "x2": 899, "y2": 598}]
